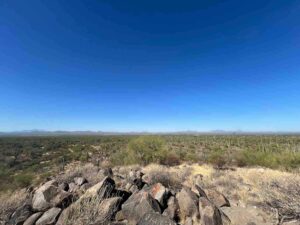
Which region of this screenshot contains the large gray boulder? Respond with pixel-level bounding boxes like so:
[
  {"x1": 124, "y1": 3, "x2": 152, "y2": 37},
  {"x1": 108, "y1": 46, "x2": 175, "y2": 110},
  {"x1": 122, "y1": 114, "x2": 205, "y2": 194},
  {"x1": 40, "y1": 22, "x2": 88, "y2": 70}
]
[
  {"x1": 67, "y1": 182, "x2": 79, "y2": 193},
  {"x1": 23, "y1": 212, "x2": 43, "y2": 225},
  {"x1": 176, "y1": 187, "x2": 199, "y2": 221},
  {"x1": 74, "y1": 177, "x2": 87, "y2": 186},
  {"x1": 32, "y1": 180, "x2": 73, "y2": 212},
  {"x1": 198, "y1": 197, "x2": 223, "y2": 225},
  {"x1": 194, "y1": 185, "x2": 230, "y2": 208},
  {"x1": 58, "y1": 183, "x2": 69, "y2": 192},
  {"x1": 7, "y1": 204, "x2": 32, "y2": 225},
  {"x1": 93, "y1": 197, "x2": 123, "y2": 224},
  {"x1": 162, "y1": 196, "x2": 179, "y2": 221},
  {"x1": 121, "y1": 190, "x2": 161, "y2": 225},
  {"x1": 137, "y1": 212, "x2": 176, "y2": 225},
  {"x1": 51, "y1": 191, "x2": 73, "y2": 209},
  {"x1": 84, "y1": 176, "x2": 115, "y2": 199},
  {"x1": 56, "y1": 176, "x2": 116, "y2": 225},
  {"x1": 35, "y1": 207, "x2": 61, "y2": 225},
  {"x1": 206, "y1": 189, "x2": 230, "y2": 208},
  {"x1": 32, "y1": 180, "x2": 59, "y2": 211}
]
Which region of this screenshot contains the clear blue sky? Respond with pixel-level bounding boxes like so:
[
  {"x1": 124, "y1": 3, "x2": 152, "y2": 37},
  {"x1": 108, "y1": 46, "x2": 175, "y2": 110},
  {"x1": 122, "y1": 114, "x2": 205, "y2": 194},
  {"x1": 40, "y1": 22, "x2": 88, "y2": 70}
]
[{"x1": 1, "y1": 0, "x2": 300, "y2": 132}]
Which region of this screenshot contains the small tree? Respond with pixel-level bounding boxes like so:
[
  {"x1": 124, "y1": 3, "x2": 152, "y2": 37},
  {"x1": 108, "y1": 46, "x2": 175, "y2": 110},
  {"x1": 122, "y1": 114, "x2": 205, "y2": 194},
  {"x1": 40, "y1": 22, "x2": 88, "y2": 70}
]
[{"x1": 125, "y1": 136, "x2": 167, "y2": 165}]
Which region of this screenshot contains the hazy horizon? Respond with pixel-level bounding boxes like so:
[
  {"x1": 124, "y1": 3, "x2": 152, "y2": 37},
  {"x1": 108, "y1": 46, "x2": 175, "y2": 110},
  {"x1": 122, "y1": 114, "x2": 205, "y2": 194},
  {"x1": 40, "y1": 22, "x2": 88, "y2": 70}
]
[{"x1": 1, "y1": 0, "x2": 300, "y2": 132}]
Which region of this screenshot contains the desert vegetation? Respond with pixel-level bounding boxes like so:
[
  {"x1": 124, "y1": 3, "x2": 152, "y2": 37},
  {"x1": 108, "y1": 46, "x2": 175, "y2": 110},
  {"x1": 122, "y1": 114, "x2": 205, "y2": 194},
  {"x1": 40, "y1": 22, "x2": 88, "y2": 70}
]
[
  {"x1": 1, "y1": 135, "x2": 300, "y2": 224},
  {"x1": 1, "y1": 135, "x2": 300, "y2": 192}
]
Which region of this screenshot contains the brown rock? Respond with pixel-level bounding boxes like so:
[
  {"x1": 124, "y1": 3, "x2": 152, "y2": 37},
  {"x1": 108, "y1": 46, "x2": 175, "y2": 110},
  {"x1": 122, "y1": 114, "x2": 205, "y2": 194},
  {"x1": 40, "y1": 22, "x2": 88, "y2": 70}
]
[
  {"x1": 206, "y1": 189, "x2": 230, "y2": 207},
  {"x1": 162, "y1": 196, "x2": 179, "y2": 221},
  {"x1": 84, "y1": 176, "x2": 115, "y2": 199},
  {"x1": 23, "y1": 212, "x2": 43, "y2": 225},
  {"x1": 32, "y1": 180, "x2": 59, "y2": 211},
  {"x1": 74, "y1": 177, "x2": 87, "y2": 186},
  {"x1": 137, "y1": 212, "x2": 176, "y2": 225},
  {"x1": 199, "y1": 197, "x2": 223, "y2": 225},
  {"x1": 149, "y1": 183, "x2": 169, "y2": 208},
  {"x1": 176, "y1": 187, "x2": 199, "y2": 220},
  {"x1": 7, "y1": 204, "x2": 32, "y2": 225},
  {"x1": 93, "y1": 197, "x2": 122, "y2": 224},
  {"x1": 222, "y1": 206, "x2": 276, "y2": 225},
  {"x1": 35, "y1": 207, "x2": 61, "y2": 225},
  {"x1": 68, "y1": 182, "x2": 79, "y2": 193},
  {"x1": 121, "y1": 190, "x2": 161, "y2": 225}
]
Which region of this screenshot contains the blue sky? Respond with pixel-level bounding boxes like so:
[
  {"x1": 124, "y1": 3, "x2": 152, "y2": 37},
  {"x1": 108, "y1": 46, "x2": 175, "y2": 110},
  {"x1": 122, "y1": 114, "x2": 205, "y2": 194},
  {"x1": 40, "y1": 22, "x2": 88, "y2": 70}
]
[{"x1": 0, "y1": 0, "x2": 300, "y2": 132}]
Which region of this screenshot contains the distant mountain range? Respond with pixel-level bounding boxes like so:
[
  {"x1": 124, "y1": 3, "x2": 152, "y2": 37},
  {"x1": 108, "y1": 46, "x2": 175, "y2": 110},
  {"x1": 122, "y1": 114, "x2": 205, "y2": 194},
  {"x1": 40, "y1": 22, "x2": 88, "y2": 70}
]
[{"x1": 0, "y1": 129, "x2": 299, "y2": 136}]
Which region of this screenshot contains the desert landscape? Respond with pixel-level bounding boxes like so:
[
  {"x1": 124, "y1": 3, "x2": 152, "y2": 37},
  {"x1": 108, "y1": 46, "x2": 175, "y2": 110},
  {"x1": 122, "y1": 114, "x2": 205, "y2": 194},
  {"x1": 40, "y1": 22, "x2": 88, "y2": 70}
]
[
  {"x1": 1, "y1": 0, "x2": 300, "y2": 224},
  {"x1": 1, "y1": 135, "x2": 299, "y2": 225}
]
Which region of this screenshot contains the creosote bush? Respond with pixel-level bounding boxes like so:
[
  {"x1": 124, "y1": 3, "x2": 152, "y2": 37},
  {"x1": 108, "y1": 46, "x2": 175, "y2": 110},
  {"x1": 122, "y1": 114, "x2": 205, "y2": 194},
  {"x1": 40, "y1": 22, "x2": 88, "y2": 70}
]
[{"x1": 111, "y1": 136, "x2": 173, "y2": 166}]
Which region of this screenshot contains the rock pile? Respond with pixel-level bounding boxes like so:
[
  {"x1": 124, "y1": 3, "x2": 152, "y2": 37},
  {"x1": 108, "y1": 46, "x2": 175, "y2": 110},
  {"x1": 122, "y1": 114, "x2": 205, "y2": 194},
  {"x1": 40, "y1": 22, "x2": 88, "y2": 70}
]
[{"x1": 4, "y1": 168, "x2": 252, "y2": 225}]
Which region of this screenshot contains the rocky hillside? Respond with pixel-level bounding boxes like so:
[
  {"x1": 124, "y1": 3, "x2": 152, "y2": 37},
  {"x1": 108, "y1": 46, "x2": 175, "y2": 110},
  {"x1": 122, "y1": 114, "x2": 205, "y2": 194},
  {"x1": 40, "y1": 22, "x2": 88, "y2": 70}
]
[{"x1": 2, "y1": 163, "x2": 300, "y2": 225}]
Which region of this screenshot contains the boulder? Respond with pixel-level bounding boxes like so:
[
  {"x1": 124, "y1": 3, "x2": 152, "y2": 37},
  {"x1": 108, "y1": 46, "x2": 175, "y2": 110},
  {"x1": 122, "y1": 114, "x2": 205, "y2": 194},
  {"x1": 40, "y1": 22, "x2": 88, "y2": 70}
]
[
  {"x1": 58, "y1": 183, "x2": 69, "y2": 192},
  {"x1": 176, "y1": 187, "x2": 199, "y2": 220},
  {"x1": 97, "y1": 168, "x2": 114, "y2": 180},
  {"x1": 206, "y1": 189, "x2": 230, "y2": 207},
  {"x1": 121, "y1": 190, "x2": 161, "y2": 224},
  {"x1": 137, "y1": 212, "x2": 176, "y2": 225},
  {"x1": 23, "y1": 212, "x2": 43, "y2": 225},
  {"x1": 35, "y1": 207, "x2": 61, "y2": 225},
  {"x1": 112, "y1": 189, "x2": 132, "y2": 203},
  {"x1": 50, "y1": 190, "x2": 73, "y2": 209},
  {"x1": 68, "y1": 182, "x2": 79, "y2": 193},
  {"x1": 149, "y1": 183, "x2": 170, "y2": 208},
  {"x1": 132, "y1": 178, "x2": 145, "y2": 190},
  {"x1": 199, "y1": 197, "x2": 223, "y2": 225},
  {"x1": 79, "y1": 182, "x2": 91, "y2": 192},
  {"x1": 194, "y1": 185, "x2": 208, "y2": 198},
  {"x1": 32, "y1": 181, "x2": 73, "y2": 211},
  {"x1": 103, "y1": 167, "x2": 114, "y2": 177},
  {"x1": 32, "y1": 180, "x2": 59, "y2": 211},
  {"x1": 129, "y1": 184, "x2": 139, "y2": 194},
  {"x1": 84, "y1": 176, "x2": 115, "y2": 199},
  {"x1": 129, "y1": 170, "x2": 137, "y2": 180},
  {"x1": 162, "y1": 196, "x2": 179, "y2": 221},
  {"x1": 74, "y1": 177, "x2": 87, "y2": 186},
  {"x1": 93, "y1": 197, "x2": 122, "y2": 224},
  {"x1": 115, "y1": 210, "x2": 126, "y2": 221},
  {"x1": 56, "y1": 177, "x2": 116, "y2": 225},
  {"x1": 55, "y1": 208, "x2": 69, "y2": 225},
  {"x1": 7, "y1": 204, "x2": 32, "y2": 225},
  {"x1": 222, "y1": 206, "x2": 276, "y2": 225},
  {"x1": 220, "y1": 210, "x2": 231, "y2": 225}
]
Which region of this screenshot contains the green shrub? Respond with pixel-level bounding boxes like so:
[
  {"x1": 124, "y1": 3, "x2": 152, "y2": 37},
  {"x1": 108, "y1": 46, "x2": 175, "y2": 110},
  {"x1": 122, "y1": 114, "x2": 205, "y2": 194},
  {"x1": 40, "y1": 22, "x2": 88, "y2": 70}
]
[
  {"x1": 14, "y1": 173, "x2": 34, "y2": 188},
  {"x1": 234, "y1": 149, "x2": 300, "y2": 170},
  {"x1": 207, "y1": 149, "x2": 227, "y2": 168},
  {"x1": 111, "y1": 136, "x2": 168, "y2": 166},
  {"x1": 160, "y1": 152, "x2": 181, "y2": 166}
]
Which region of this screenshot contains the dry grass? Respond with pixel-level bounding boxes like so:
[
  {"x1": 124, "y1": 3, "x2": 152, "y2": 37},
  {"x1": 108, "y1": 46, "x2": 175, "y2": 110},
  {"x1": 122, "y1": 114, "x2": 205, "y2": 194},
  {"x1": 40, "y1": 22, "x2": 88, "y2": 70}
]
[
  {"x1": 141, "y1": 164, "x2": 192, "y2": 190},
  {"x1": 141, "y1": 163, "x2": 300, "y2": 222},
  {"x1": 2, "y1": 161, "x2": 297, "y2": 224},
  {"x1": 57, "y1": 162, "x2": 101, "y2": 185},
  {"x1": 262, "y1": 175, "x2": 300, "y2": 222},
  {"x1": 62, "y1": 195, "x2": 106, "y2": 225},
  {"x1": 0, "y1": 189, "x2": 28, "y2": 224}
]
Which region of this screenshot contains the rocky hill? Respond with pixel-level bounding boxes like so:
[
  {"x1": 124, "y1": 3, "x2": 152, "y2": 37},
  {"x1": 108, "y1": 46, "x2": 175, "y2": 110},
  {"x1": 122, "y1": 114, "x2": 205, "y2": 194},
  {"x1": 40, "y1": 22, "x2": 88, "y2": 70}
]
[{"x1": 2, "y1": 163, "x2": 299, "y2": 225}]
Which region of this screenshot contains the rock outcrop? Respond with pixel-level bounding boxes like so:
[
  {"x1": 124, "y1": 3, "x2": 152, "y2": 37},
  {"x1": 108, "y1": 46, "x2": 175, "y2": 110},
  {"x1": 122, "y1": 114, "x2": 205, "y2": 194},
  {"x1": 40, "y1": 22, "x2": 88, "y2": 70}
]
[{"x1": 9, "y1": 167, "x2": 282, "y2": 225}]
